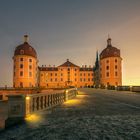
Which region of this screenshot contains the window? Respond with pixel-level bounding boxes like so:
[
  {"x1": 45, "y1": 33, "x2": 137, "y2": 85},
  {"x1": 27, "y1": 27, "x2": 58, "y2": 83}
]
[
  {"x1": 29, "y1": 47, "x2": 32, "y2": 51},
  {"x1": 29, "y1": 65, "x2": 32, "y2": 69},
  {"x1": 106, "y1": 72, "x2": 109, "y2": 77},
  {"x1": 55, "y1": 78, "x2": 57, "y2": 82},
  {"x1": 20, "y1": 82, "x2": 23, "y2": 87},
  {"x1": 50, "y1": 73, "x2": 53, "y2": 76},
  {"x1": 80, "y1": 78, "x2": 82, "y2": 82},
  {"x1": 116, "y1": 82, "x2": 118, "y2": 86},
  {"x1": 61, "y1": 78, "x2": 63, "y2": 81},
  {"x1": 84, "y1": 78, "x2": 86, "y2": 82},
  {"x1": 88, "y1": 73, "x2": 90, "y2": 76},
  {"x1": 55, "y1": 73, "x2": 57, "y2": 76},
  {"x1": 80, "y1": 73, "x2": 82, "y2": 76},
  {"x1": 75, "y1": 68, "x2": 77, "y2": 71},
  {"x1": 20, "y1": 64, "x2": 23, "y2": 68},
  {"x1": 106, "y1": 66, "x2": 109, "y2": 70},
  {"x1": 29, "y1": 59, "x2": 32, "y2": 62},
  {"x1": 68, "y1": 68, "x2": 70, "y2": 71},
  {"x1": 100, "y1": 74, "x2": 102, "y2": 78},
  {"x1": 75, "y1": 78, "x2": 77, "y2": 81},
  {"x1": 75, "y1": 73, "x2": 77, "y2": 76},
  {"x1": 84, "y1": 73, "x2": 86, "y2": 76},
  {"x1": 20, "y1": 71, "x2": 23, "y2": 76},
  {"x1": 20, "y1": 58, "x2": 23, "y2": 61},
  {"x1": 115, "y1": 59, "x2": 117, "y2": 63},
  {"x1": 20, "y1": 50, "x2": 24, "y2": 55},
  {"x1": 115, "y1": 72, "x2": 118, "y2": 76},
  {"x1": 115, "y1": 65, "x2": 117, "y2": 69},
  {"x1": 106, "y1": 60, "x2": 109, "y2": 63},
  {"x1": 88, "y1": 78, "x2": 90, "y2": 82},
  {"x1": 50, "y1": 78, "x2": 53, "y2": 82},
  {"x1": 61, "y1": 73, "x2": 63, "y2": 76},
  {"x1": 29, "y1": 72, "x2": 32, "y2": 77}
]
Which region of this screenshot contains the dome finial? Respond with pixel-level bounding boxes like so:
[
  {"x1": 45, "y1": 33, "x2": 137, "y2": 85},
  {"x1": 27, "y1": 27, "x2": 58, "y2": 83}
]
[
  {"x1": 24, "y1": 35, "x2": 29, "y2": 43},
  {"x1": 107, "y1": 35, "x2": 111, "y2": 46}
]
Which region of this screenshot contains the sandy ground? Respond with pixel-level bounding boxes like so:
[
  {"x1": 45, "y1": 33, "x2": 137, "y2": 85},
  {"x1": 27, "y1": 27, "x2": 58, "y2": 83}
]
[{"x1": 0, "y1": 88, "x2": 140, "y2": 140}]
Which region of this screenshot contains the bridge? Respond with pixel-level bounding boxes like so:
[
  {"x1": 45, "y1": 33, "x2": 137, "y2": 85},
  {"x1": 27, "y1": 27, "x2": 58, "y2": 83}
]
[{"x1": 0, "y1": 88, "x2": 140, "y2": 139}]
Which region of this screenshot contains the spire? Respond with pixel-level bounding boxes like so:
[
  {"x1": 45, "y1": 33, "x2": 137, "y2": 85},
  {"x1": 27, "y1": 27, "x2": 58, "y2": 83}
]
[
  {"x1": 24, "y1": 35, "x2": 29, "y2": 43},
  {"x1": 107, "y1": 35, "x2": 112, "y2": 46},
  {"x1": 96, "y1": 50, "x2": 99, "y2": 62},
  {"x1": 95, "y1": 50, "x2": 99, "y2": 68}
]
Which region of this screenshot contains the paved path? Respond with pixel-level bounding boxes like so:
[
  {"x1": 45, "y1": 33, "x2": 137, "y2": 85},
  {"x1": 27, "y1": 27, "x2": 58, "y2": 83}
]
[{"x1": 0, "y1": 89, "x2": 140, "y2": 140}]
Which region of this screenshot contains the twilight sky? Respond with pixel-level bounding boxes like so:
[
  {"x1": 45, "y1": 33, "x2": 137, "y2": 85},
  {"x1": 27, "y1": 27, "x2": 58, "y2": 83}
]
[{"x1": 0, "y1": 0, "x2": 140, "y2": 86}]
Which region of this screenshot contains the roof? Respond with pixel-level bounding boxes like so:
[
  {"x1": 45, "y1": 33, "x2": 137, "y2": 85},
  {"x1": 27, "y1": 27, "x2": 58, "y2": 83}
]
[
  {"x1": 14, "y1": 35, "x2": 37, "y2": 58},
  {"x1": 58, "y1": 59, "x2": 80, "y2": 67},
  {"x1": 100, "y1": 38, "x2": 120, "y2": 59},
  {"x1": 80, "y1": 67, "x2": 93, "y2": 71},
  {"x1": 38, "y1": 67, "x2": 58, "y2": 71}
]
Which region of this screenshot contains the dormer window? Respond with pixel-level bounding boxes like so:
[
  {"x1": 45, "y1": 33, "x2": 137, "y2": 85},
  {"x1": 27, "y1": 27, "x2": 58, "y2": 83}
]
[
  {"x1": 29, "y1": 47, "x2": 32, "y2": 51},
  {"x1": 20, "y1": 50, "x2": 24, "y2": 55}
]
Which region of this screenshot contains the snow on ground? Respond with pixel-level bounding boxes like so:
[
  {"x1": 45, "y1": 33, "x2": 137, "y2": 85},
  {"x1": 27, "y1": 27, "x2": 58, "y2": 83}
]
[{"x1": 0, "y1": 89, "x2": 140, "y2": 140}]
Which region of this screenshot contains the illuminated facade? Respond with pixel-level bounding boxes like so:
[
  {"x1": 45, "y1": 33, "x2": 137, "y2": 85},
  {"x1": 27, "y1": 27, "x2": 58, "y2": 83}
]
[
  {"x1": 38, "y1": 59, "x2": 94, "y2": 88},
  {"x1": 13, "y1": 35, "x2": 38, "y2": 88},
  {"x1": 99, "y1": 38, "x2": 122, "y2": 87},
  {"x1": 13, "y1": 36, "x2": 122, "y2": 88}
]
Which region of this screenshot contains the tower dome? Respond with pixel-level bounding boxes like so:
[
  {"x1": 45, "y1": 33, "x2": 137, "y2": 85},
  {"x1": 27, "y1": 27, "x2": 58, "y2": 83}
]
[
  {"x1": 99, "y1": 37, "x2": 122, "y2": 87},
  {"x1": 100, "y1": 38, "x2": 120, "y2": 59},
  {"x1": 13, "y1": 35, "x2": 38, "y2": 88},
  {"x1": 14, "y1": 35, "x2": 37, "y2": 58}
]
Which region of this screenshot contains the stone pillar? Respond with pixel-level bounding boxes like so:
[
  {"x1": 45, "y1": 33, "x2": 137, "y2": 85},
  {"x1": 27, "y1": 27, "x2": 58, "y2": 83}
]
[{"x1": 5, "y1": 95, "x2": 26, "y2": 127}]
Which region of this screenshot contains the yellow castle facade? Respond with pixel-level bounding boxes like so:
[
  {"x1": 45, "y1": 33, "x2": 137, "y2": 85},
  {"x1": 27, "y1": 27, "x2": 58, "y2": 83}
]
[{"x1": 13, "y1": 35, "x2": 122, "y2": 88}]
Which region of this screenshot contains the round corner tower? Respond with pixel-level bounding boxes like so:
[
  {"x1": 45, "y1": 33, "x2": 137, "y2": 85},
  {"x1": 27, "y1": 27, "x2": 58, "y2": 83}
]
[
  {"x1": 100, "y1": 37, "x2": 122, "y2": 87},
  {"x1": 13, "y1": 35, "x2": 38, "y2": 88}
]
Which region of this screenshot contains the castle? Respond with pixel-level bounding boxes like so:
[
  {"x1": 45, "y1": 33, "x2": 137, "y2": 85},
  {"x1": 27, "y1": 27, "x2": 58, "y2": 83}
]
[{"x1": 13, "y1": 35, "x2": 122, "y2": 88}]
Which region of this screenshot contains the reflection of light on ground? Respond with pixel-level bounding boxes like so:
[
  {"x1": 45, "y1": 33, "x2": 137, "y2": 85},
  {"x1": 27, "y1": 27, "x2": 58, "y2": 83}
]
[
  {"x1": 77, "y1": 94, "x2": 87, "y2": 98},
  {"x1": 64, "y1": 99, "x2": 81, "y2": 105},
  {"x1": 25, "y1": 114, "x2": 42, "y2": 123},
  {"x1": 64, "y1": 92, "x2": 87, "y2": 106}
]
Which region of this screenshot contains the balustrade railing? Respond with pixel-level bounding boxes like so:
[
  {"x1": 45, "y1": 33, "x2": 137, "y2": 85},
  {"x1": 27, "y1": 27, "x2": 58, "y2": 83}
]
[{"x1": 5, "y1": 88, "x2": 77, "y2": 127}]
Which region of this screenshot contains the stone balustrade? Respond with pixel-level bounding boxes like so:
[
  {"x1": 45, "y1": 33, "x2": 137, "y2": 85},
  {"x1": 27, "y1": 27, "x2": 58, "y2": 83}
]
[
  {"x1": 108, "y1": 85, "x2": 140, "y2": 93},
  {"x1": 4, "y1": 88, "x2": 77, "y2": 128}
]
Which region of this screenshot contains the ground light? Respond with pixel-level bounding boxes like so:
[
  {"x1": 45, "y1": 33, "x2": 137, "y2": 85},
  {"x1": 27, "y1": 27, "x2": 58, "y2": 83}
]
[
  {"x1": 26, "y1": 96, "x2": 30, "y2": 100},
  {"x1": 25, "y1": 114, "x2": 42, "y2": 124},
  {"x1": 64, "y1": 93, "x2": 87, "y2": 106}
]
